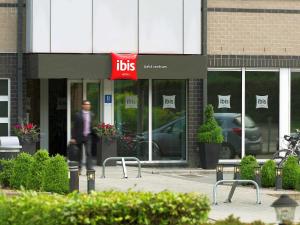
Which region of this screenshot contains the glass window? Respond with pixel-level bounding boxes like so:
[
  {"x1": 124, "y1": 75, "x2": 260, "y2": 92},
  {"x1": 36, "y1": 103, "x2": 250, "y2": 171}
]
[
  {"x1": 86, "y1": 83, "x2": 100, "y2": 124},
  {"x1": 208, "y1": 71, "x2": 242, "y2": 159},
  {"x1": 291, "y1": 72, "x2": 300, "y2": 131},
  {"x1": 245, "y1": 71, "x2": 279, "y2": 159},
  {"x1": 0, "y1": 102, "x2": 8, "y2": 117},
  {"x1": 0, "y1": 80, "x2": 8, "y2": 96},
  {"x1": 152, "y1": 80, "x2": 186, "y2": 160},
  {"x1": 70, "y1": 83, "x2": 83, "y2": 131},
  {"x1": 0, "y1": 123, "x2": 8, "y2": 136},
  {"x1": 114, "y1": 80, "x2": 149, "y2": 160}
]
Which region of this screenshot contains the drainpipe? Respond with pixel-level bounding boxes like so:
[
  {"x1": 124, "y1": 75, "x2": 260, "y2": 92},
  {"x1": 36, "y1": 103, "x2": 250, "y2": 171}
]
[{"x1": 17, "y1": 0, "x2": 24, "y2": 122}]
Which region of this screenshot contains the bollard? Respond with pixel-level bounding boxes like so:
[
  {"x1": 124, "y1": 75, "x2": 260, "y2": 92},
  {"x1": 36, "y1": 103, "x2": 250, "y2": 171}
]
[
  {"x1": 87, "y1": 169, "x2": 95, "y2": 193},
  {"x1": 69, "y1": 161, "x2": 79, "y2": 192},
  {"x1": 216, "y1": 164, "x2": 223, "y2": 182},
  {"x1": 275, "y1": 167, "x2": 283, "y2": 190},
  {"x1": 254, "y1": 166, "x2": 261, "y2": 187},
  {"x1": 233, "y1": 165, "x2": 240, "y2": 180}
]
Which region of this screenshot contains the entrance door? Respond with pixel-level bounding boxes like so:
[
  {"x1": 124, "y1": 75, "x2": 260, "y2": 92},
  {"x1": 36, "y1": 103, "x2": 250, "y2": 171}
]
[{"x1": 67, "y1": 80, "x2": 101, "y2": 147}]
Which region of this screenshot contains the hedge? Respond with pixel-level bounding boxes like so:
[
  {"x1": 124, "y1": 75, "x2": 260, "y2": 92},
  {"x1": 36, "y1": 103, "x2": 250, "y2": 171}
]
[
  {"x1": 0, "y1": 150, "x2": 69, "y2": 194},
  {"x1": 0, "y1": 191, "x2": 210, "y2": 225},
  {"x1": 10, "y1": 153, "x2": 34, "y2": 189},
  {"x1": 261, "y1": 160, "x2": 276, "y2": 187},
  {"x1": 240, "y1": 156, "x2": 259, "y2": 180},
  {"x1": 282, "y1": 156, "x2": 300, "y2": 190}
]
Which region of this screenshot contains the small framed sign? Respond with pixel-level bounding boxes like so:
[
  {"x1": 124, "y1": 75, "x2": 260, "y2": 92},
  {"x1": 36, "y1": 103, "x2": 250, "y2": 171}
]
[{"x1": 105, "y1": 95, "x2": 112, "y2": 104}]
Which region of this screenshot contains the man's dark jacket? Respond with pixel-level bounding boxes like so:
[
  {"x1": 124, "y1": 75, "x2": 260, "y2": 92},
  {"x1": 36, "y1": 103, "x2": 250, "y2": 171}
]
[{"x1": 72, "y1": 110, "x2": 94, "y2": 144}]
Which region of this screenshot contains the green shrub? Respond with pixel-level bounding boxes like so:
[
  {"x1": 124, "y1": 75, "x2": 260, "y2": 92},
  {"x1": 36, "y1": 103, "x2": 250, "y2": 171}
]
[
  {"x1": 0, "y1": 191, "x2": 210, "y2": 225},
  {"x1": 42, "y1": 154, "x2": 69, "y2": 194},
  {"x1": 240, "y1": 155, "x2": 259, "y2": 180},
  {"x1": 10, "y1": 153, "x2": 34, "y2": 189},
  {"x1": 28, "y1": 149, "x2": 50, "y2": 191},
  {"x1": 0, "y1": 159, "x2": 15, "y2": 187},
  {"x1": 261, "y1": 160, "x2": 276, "y2": 187},
  {"x1": 283, "y1": 156, "x2": 300, "y2": 189},
  {"x1": 197, "y1": 104, "x2": 224, "y2": 144}
]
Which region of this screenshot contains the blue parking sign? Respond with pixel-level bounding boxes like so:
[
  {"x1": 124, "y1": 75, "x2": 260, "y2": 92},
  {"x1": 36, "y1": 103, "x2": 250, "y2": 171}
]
[{"x1": 105, "y1": 95, "x2": 112, "y2": 103}]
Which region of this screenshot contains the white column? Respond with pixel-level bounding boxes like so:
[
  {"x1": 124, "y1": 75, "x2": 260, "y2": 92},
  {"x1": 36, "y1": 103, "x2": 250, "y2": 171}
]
[
  {"x1": 40, "y1": 79, "x2": 49, "y2": 150},
  {"x1": 103, "y1": 79, "x2": 114, "y2": 124},
  {"x1": 241, "y1": 68, "x2": 246, "y2": 158},
  {"x1": 279, "y1": 68, "x2": 291, "y2": 149}
]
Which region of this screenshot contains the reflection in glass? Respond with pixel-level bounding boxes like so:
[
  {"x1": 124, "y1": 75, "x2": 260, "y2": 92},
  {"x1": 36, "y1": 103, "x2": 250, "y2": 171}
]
[
  {"x1": 291, "y1": 73, "x2": 300, "y2": 132},
  {"x1": 0, "y1": 80, "x2": 8, "y2": 96},
  {"x1": 86, "y1": 83, "x2": 100, "y2": 124},
  {"x1": 0, "y1": 102, "x2": 8, "y2": 117},
  {"x1": 208, "y1": 71, "x2": 242, "y2": 159},
  {"x1": 70, "y1": 83, "x2": 83, "y2": 132},
  {"x1": 114, "y1": 80, "x2": 149, "y2": 160},
  {"x1": 0, "y1": 123, "x2": 8, "y2": 136},
  {"x1": 152, "y1": 80, "x2": 186, "y2": 160},
  {"x1": 245, "y1": 71, "x2": 279, "y2": 158}
]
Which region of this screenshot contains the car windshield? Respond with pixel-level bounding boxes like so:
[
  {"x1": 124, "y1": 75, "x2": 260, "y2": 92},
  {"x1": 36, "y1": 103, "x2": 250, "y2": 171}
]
[{"x1": 234, "y1": 115, "x2": 256, "y2": 128}]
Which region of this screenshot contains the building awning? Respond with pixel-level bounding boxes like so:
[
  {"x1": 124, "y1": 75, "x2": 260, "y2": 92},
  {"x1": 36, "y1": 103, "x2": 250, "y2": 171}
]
[{"x1": 26, "y1": 54, "x2": 207, "y2": 79}]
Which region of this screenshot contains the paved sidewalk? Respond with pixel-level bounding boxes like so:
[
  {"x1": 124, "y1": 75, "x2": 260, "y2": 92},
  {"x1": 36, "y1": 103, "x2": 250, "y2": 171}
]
[{"x1": 79, "y1": 166, "x2": 300, "y2": 223}]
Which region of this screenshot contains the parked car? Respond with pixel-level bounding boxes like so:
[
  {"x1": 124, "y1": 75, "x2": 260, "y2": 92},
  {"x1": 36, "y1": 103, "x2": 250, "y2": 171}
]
[
  {"x1": 214, "y1": 113, "x2": 262, "y2": 159},
  {"x1": 137, "y1": 117, "x2": 186, "y2": 159}
]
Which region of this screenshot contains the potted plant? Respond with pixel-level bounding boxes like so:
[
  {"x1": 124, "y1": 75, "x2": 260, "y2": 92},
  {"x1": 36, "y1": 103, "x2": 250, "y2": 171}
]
[
  {"x1": 13, "y1": 121, "x2": 40, "y2": 155},
  {"x1": 197, "y1": 104, "x2": 224, "y2": 169},
  {"x1": 93, "y1": 122, "x2": 118, "y2": 166}
]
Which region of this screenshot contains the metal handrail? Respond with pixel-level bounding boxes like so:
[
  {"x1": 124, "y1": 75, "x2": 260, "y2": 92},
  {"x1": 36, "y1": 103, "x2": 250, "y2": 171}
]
[
  {"x1": 102, "y1": 157, "x2": 142, "y2": 178},
  {"x1": 213, "y1": 179, "x2": 261, "y2": 205}
]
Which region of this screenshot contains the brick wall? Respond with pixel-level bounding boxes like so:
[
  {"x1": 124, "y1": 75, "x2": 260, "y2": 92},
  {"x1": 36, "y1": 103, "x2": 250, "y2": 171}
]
[
  {"x1": 0, "y1": 2, "x2": 19, "y2": 133},
  {"x1": 0, "y1": 5, "x2": 17, "y2": 52},
  {"x1": 208, "y1": 0, "x2": 300, "y2": 10},
  {"x1": 208, "y1": 0, "x2": 300, "y2": 56},
  {"x1": 188, "y1": 79, "x2": 203, "y2": 167}
]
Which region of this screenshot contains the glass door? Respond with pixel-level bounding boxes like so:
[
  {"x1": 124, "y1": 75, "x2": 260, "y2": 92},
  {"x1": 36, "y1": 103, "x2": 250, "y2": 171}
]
[{"x1": 67, "y1": 80, "x2": 101, "y2": 143}]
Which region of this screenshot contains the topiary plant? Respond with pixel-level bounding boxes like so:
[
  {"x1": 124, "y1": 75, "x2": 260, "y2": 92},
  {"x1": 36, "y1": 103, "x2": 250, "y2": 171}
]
[
  {"x1": 197, "y1": 104, "x2": 224, "y2": 144},
  {"x1": 28, "y1": 149, "x2": 50, "y2": 191},
  {"x1": 0, "y1": 159, "x2": 15, "y2": 188},
  {"x1": 10, "y1": 152, "x2": 34, "y2": 189},
  {"x1": 282, "y1": 156, "x2": 300, "y2": 190},
  {"x1": 240, "y1": 155, "x2": 259, "y2": 180},
  {"x1": 42, "y1": 154, "x2": 69, "y2": 194},
  {"x1": 261, "y1": 160, "x2": 276, "y2": 187}
]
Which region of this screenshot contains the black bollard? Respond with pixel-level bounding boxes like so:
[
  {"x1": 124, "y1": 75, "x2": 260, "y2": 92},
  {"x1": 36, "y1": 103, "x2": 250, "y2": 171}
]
[
  {"x1": 275, "y1": 167, "x2": 283, "y2": 190},
  {"x1": 69, "y1": 161, "x2": 79, "y2": 192},
  {"x1": 216, "y1": 164, "x2": 223, "y2": 182},
  {"x1": 87, "y1": 169, "x2": 95, "y2": 193},
  {"x1": 234, "y1": 165, "x2": 240, "y2": 180},
  {"x1": 254, "y1": 166, "x2": 261, "y2": 187}
]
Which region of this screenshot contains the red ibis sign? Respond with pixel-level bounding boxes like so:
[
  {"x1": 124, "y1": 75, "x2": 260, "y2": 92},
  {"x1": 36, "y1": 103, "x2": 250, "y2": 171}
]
[{"x1": 110, "y1": 53, "x2": 137, "y2": 80}]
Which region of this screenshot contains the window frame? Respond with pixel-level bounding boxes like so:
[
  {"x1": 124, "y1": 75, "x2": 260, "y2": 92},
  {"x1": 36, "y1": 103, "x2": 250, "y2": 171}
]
[{"x1": 0, "y1": 78, "x2": 10, "y2": 136}]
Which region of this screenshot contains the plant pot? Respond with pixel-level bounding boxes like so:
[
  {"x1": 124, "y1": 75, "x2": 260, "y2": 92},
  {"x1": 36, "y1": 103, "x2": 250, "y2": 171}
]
[
  {"x1": 199, "y1": 143, "x2": 221, "y2": 169},
  {"x1": 96, "y1": 137, "x2": 117, "y2": 166},
  {"x1": 21, "y1": 141, "x2": 37, "y2": 155}
]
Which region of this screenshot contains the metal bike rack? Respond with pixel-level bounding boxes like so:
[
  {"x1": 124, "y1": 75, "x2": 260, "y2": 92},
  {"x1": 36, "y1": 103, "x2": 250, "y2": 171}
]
[
  {"x1": 102, "y1": 157, "x2": 142, "y2": 178},
  {"x1": 213, "y1": 179, "x2": 261, "y2": 205}
]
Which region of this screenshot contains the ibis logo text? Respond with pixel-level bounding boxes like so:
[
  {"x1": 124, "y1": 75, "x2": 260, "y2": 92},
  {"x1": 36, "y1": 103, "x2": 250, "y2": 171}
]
[
  {"x1": 111, "y1": 53, "x2": 138, "y2": 80},
  {"x1": 116, "y1": 59, "x2": 135, "y2": 72}
]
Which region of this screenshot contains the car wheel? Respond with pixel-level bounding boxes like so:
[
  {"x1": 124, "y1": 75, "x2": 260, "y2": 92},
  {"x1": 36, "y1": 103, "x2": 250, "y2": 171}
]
[{"x1": 219, "y1": 143, "x2": 234, "y2": 159}]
